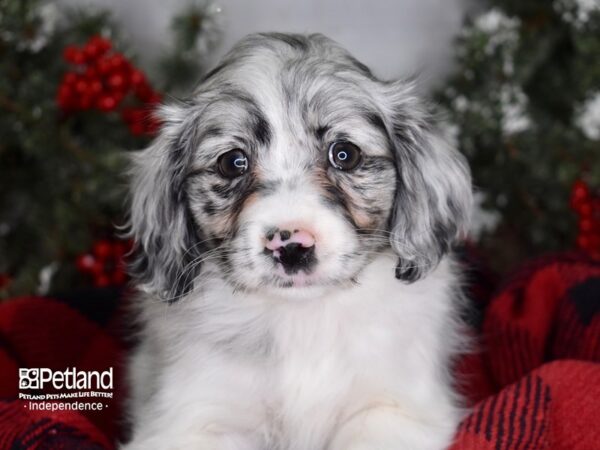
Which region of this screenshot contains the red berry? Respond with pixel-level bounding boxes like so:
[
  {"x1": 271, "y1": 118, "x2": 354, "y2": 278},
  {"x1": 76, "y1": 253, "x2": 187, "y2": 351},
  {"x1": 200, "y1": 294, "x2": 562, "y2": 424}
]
[
  {"x1": 578, "y1": 202, "x2": 593, "y2": 218},
  {"x1": 84, "y1": 66, "x2": 97, "y2": 78},
  {"x1": 56, "y1": 94, "x2": 68, "y2": 109},
  {"x1": 97, "y1": 95, "x2": 117, "y2": 111},
  {"x1": 113, "y1": 89, "x2": 126, "y2": 104},
  {"x1": 121, "y1": 107, "x2": 135, "y2": 122},
  {"x1": 73, "y1": 52, "x2": 86, "y2": 65},
  {"x1": 122, "y1": 107, "x2": 144, "y2": 123},
  {"x1": 580, "y1": 218, "x2": 594, "y2": 233},
  {"x1": 89, "y1": 35, "x2": 112, "y2": 54},
  {"x1": 108, "y1": 73, "x2": 127, "y2": 91},
  {"x1": 134, "y1": 83, "x2": 154, "y2": 102},
  {"x1": 75, "y1": 78, "x2": 89, "y2": 95},
  {"x1": 62, "y1": 72, "x2": 78, "y2": 86},
  {"x1": 83, "y1": 42, "x2": 101, "y2": 61},
  {"x1": 77, "y1": 96, "x2": 90, "y2": 110},
  {"x1": 63, "y1": 45, "x2": 84, "y2": 64},
  {"x1": 572, "y1": 180, "x2": 590, "y2": 200},
  {"x1": 95, "y1": 56, "x2": 113, "y2": 75},
  {"x1": 63, "y1": 45, "x2": 75, "y2": 60},
  {"x1": 112, "y1": 269, "x2": 128, "y2": 285},
  {"x1": 76, "y1": 254, "x2": 96, "y2": 273},
  {"x1": 57, "y1": 85, "x2": 75, "y2": 109},
  {"x1": 129, "y1": 122, "x2": 145, "y2": 136},
  {"x1": 112, "y1": 240, "x2": 130, "y2": 258},
  {"x1": 108, "y1": 53, "x2": 127, "y2": 71},
  {"x1": 95, "y1": 274, "x2": 111, "y2": 287},
  {"x1": 577, "y1": 234, "x2": 591, "y2": 250},
  {"x1": 93, "y1": 240, "x2": 113, "y2": 259},
  {"x1": 90, "y1": 80, "x2": 103, "y2": 96},
  {"x1": 570, "y1": 180, "x2": 591, "y2": 211},
  {"x1": 80, "y1": 95, "x2": 94, "y2": 110},
  {"x1": 91, "y1": 260, "x2": 105, "y2": 277},
  {"x1": 129, "y1": 69, "x2": 146, "y2": 87}
]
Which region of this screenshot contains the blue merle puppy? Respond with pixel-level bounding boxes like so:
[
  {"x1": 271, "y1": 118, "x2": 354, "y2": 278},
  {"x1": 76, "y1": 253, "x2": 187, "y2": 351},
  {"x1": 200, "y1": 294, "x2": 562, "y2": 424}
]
[{"x1": 123, "y1": 32, "x2": 472, "y2": 450}]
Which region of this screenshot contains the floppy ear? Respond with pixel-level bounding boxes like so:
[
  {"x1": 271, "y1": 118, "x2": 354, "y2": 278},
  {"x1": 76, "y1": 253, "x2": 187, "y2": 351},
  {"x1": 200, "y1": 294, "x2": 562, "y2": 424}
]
[
  {"x1": 381, "y1": 80, "x2": 472, "y2": 282},
  {"x1": 127, "y1": 104, "x2": 205, "y2": 302}
]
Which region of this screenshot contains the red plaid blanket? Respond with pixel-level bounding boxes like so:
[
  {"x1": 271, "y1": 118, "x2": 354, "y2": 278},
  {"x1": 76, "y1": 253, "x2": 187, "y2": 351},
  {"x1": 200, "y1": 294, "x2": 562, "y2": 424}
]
[{"x1": 1, "y1": 253, "x2": 599, "y2": 449}]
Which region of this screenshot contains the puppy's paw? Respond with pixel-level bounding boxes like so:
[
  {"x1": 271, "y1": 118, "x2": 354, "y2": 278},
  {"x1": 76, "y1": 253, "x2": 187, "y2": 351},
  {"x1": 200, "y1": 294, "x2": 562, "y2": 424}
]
[
  {"x1": 120, "y1": 433, "x2": 261, "y2": 450},
  {"x1": 329, "y1": 405, "x2": 458, "y2": 450},
  {"x1": 335, "y1": 435, "x2": 452, "y2": 450}
]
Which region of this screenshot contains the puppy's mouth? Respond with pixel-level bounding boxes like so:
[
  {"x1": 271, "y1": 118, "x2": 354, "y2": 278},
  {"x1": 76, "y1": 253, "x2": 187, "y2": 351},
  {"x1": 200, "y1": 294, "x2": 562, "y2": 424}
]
[
  {"x1": 268, "y1": 266, "x2": 319, "y2": 288},
  {"x1": 259, "y1": 252, "x2": 354, "y2": 292},
  {"x1": 260, "y1": 271, "x2": 339, "y2": 300},
  {"x1": 261, "y1": 250, "x2": 320, "y2": 289}
]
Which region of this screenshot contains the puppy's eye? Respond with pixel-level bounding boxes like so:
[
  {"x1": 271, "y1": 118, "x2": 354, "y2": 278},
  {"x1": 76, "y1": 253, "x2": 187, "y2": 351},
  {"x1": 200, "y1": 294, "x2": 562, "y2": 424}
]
[
  {"x1": 217, "y1": 149, "x2": 249, "y2": 178},
  {"x1": 328, "y1": 141, "x2": 362, "y2": 171}
]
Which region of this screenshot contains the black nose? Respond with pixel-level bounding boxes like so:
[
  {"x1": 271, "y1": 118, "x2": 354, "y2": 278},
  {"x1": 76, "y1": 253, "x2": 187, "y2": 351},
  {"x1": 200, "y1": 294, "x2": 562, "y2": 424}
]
[{"x1": 277, "y1": 243, "x2": 316, "y2": 274}]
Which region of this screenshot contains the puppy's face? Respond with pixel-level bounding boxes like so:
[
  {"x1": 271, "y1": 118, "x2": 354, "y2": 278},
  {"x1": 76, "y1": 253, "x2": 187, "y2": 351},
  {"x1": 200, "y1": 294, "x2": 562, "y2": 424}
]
[
  {"x1": 129, "y1": 33, "x2": 472, "y2": 301},
  {"x1": 185, "y1": 59, "x2": 396, "y2": 295}
]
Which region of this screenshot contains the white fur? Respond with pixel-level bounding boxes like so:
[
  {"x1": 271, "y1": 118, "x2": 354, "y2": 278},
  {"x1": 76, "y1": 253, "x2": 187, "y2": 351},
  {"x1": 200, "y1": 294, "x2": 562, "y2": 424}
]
[{"x1": 123, "y1": 252, "x2": 465, "y2": 450}]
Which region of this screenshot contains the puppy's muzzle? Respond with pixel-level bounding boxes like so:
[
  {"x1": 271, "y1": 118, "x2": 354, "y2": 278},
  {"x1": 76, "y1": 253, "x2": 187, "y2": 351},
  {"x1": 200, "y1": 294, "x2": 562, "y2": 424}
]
[{"x1": 264, "y1": 227, "x2": 317, "y2": 274}]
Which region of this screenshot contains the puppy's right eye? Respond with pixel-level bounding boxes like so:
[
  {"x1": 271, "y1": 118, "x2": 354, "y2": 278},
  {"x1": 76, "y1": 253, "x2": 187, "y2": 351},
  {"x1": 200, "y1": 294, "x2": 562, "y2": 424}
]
[{"x1": 217, "y1": 149, "x2": 249, "y2": 178}]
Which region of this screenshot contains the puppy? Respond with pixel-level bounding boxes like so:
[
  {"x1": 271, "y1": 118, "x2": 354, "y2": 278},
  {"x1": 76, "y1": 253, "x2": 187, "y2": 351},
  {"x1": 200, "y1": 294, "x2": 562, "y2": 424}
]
[{"x1": 123, "y1": 33, "x2": 472, "y2": 450}]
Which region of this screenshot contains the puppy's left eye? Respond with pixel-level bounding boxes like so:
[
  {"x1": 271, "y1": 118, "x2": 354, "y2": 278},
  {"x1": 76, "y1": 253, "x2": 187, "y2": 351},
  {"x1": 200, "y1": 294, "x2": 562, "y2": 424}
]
[{"x1": 328, "y1": 141, "x2": 362, "y2": 171}]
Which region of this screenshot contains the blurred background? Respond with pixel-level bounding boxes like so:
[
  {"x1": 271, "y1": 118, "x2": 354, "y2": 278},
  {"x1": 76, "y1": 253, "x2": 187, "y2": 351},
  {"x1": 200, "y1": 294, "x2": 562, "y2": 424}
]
[
  {"x1": 0, "y1": 0, "x2": 599, "y2": 298},
  {"x1": 60, "y1": 0, "x2": 468, "y2": 84}
]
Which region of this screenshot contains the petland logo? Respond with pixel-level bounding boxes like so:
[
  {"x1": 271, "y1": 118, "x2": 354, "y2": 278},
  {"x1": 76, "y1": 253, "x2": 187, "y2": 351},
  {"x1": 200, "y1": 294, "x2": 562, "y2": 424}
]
[
  {"x1": 19, "y1": 367, "x2": 113, "y2": 390},
  {"x1": 19, "y1": 367, "x2": 113, "y2": 412}
]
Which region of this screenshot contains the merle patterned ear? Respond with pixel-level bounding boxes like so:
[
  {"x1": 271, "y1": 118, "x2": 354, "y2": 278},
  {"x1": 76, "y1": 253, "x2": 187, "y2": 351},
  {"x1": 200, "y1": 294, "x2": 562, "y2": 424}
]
[
  {"x1": 127, "y1": 104, "x2": 206, "y2": 302},
  {"x1": 382, "y1": 80, "x2": 472, "y2": 282}
]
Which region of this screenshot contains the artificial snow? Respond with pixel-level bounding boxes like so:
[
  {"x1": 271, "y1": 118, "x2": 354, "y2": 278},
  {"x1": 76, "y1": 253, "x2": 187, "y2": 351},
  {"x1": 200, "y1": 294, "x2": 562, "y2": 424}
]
[{"x1": 577, "y1": 92, "x2": 600, "y2": 140}]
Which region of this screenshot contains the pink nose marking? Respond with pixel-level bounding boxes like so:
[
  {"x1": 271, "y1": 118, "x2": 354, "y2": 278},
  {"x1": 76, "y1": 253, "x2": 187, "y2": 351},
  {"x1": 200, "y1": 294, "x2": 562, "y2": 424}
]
[{"x1": 265, "y1": 228, "x2": 316, "y2": 251}]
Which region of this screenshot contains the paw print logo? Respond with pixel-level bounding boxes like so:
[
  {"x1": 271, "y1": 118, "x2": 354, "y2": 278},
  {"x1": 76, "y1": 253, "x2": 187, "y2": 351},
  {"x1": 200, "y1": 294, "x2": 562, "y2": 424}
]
[{"x1": 19, "y1": 368, "x2": 40, "y2": 389}]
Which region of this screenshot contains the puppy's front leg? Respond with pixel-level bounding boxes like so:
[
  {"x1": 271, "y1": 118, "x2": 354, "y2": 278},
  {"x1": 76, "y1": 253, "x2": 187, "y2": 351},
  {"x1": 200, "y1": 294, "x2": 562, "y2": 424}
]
[
  {"x1": 122, "y1": 430, "x2": 261, "y2": 450},
  {"x1": 122, "y1": 390, "x2": 266, "y2": 450},
  {"x1": 329, "y1": 404, "x2": 459, "y2": 450},
  {"x1": 122, "y1": 347, "x2": 267, "y2": 450}
]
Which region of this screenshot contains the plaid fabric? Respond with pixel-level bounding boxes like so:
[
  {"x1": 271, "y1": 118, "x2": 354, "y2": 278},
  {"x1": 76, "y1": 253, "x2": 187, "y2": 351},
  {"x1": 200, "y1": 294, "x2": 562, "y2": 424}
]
[
  {"x1": 453, "y1": 252, "x2": 600, "y2": 449},
  {"x1": 0, "y1": 252, "x2": 598, "y2": 449}
]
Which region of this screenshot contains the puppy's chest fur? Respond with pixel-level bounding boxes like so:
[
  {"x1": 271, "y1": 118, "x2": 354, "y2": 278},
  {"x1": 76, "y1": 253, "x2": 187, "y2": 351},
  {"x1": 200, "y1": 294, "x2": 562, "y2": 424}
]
[{"x1": 131, "y1": 253, "x2": 463, "y2": 449}]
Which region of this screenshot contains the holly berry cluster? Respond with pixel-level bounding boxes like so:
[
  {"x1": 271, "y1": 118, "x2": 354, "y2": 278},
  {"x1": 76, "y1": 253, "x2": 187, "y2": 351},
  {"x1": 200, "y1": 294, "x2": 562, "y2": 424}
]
[
  {"x1": 570, "y1": 180, "x2": 600, "y2": 259},
  {"x1": 56, "y1": 35, "x2": 161, "y2": 135},
  {"x1": 76, "y1": 239, "x2": 132, "y2": 287}
]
